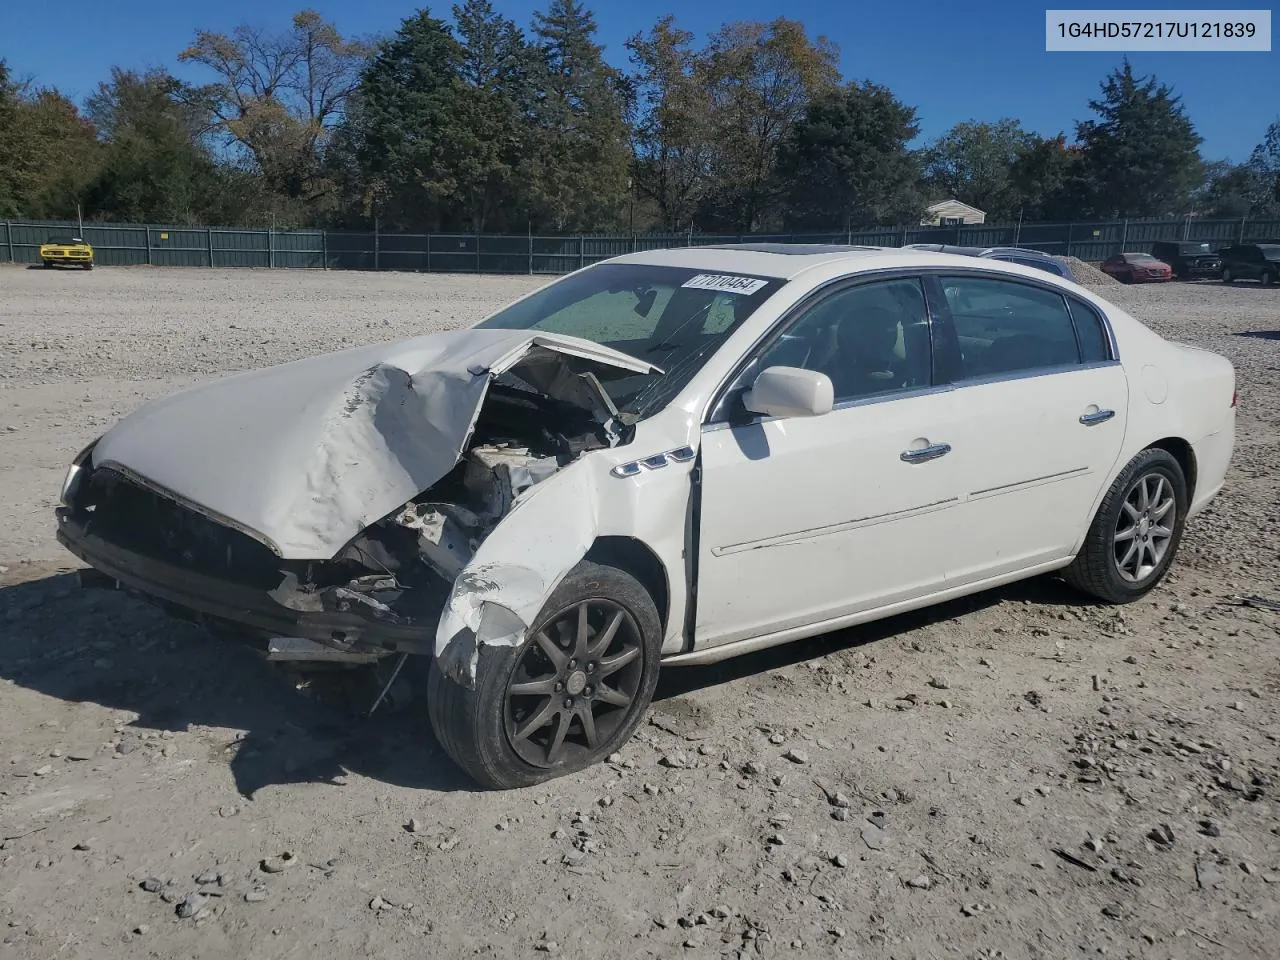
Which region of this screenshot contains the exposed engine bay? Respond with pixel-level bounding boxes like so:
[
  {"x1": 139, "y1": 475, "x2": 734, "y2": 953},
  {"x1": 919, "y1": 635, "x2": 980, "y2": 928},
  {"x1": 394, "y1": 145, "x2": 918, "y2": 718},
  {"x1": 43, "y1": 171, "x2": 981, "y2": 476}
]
[{"x1": 56, "y1": 345, "x2": 636, "y2": 663}]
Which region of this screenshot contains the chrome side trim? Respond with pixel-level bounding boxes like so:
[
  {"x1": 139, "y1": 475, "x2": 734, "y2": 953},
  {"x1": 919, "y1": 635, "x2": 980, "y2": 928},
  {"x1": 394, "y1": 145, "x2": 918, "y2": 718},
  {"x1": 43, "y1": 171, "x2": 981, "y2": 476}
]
[
  {"x1": 968, "y1": 466, "x2": 1090, "y2": 500},
  {"x1": 712, "y1": 497, "x2": 958, "y2": 556},
  {"x1": 610, "y1": 445, "x2": 697, "y2": 478}
]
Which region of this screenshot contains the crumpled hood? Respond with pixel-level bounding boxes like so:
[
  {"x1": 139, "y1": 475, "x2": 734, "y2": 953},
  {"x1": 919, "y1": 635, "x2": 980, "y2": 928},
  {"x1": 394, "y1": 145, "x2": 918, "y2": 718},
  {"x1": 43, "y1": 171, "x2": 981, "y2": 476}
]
[{"x1": 90, "y1": 328, "x2": 654, "y2": 559}]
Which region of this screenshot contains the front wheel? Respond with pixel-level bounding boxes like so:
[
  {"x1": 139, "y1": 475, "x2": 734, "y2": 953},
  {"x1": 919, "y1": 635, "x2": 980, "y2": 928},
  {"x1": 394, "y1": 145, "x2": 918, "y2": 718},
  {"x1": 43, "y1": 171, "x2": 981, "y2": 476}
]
[
  {"x1": 1222, "y1": 268, "x2": 1233, "y2": 283},
  {"x1": 1262, "y1": 269, "x2": 1274, "y2": 287},
  {"x1": 1063, "y1": 448, "x2": 1188, "y2": 604},
  {"x1": 427, "y1": 560, "x2": 661, "y2": 789}
]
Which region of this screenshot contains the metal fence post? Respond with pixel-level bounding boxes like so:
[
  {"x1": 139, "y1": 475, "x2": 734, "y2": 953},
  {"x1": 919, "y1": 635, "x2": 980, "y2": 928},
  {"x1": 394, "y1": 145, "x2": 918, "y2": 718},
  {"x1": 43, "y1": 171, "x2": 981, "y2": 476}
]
[
  {"x1": 144, "y1": 227, "x2": 152, "y2": 266},
  {"x1": 4, "y1": 221, "x2": 11, "y2": 263},
  {"x1": 321, "y1": 230, "x2": 328, "y2": 270},
  {"x1": 1120, "y1": 219, "x2": 1128, "y2": 249},
  {"x1": 476, "y1": 233, "x2": 482, "y2": 273},
  {"x1": 268, "y1": 226, "x2": 274, "y2": 268},
  {"x1": 1239, "y1": 216, "x2": 1246, "y2": 243},
  {"x1": 207, "y1": 228, "x2": 214, "y2": 268},
  {"x1": 1066, "y1": 222, "x2": 1074, "y2": 259},
  {"x1": 579, "y1": 236, "x2": 585, "y2": 270},
  {"x1": 426, "y1": 233, "x2": 432, "y2": 272},
  {"x1": 528, "y1": 227, "x2": 534, "y2": 274}
]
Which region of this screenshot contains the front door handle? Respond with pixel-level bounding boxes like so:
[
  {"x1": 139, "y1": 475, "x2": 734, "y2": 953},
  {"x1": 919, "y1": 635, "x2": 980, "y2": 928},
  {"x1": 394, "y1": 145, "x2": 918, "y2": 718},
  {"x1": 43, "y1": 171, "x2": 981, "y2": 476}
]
[
  {"x1": 1079, "y1": 408, "x2": 1115, "y2": 426},
  {"x1": 901, "y1": 442, "x2": 951, "y2": 463}
]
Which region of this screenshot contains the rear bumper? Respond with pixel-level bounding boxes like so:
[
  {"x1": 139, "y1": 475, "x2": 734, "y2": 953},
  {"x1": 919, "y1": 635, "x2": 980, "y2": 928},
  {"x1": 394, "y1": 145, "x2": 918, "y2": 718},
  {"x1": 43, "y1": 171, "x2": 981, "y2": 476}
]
[{"x1": 56, "y1": 510, "x2": 429, "y2": 657}]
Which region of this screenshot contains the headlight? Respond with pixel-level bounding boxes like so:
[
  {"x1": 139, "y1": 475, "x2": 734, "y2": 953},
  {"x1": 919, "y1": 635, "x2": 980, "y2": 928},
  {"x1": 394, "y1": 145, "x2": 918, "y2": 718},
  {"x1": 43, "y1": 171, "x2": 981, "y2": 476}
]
[{"x1": 59, "y1": 438, "x2": 100, "y2": 506}]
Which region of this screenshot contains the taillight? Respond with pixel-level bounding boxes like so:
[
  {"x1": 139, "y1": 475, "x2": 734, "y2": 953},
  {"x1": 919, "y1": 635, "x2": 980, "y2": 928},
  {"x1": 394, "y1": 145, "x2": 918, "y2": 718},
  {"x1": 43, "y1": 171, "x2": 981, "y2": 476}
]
[{"x1": 1231, "y1": 391, "x2": 1237, "y2": 408}]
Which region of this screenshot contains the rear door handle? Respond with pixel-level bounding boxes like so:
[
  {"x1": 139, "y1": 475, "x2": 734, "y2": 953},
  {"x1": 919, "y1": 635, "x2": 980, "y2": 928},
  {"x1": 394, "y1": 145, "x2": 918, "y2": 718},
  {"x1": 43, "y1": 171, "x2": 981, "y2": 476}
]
[
  {"x1": 901, "y1": 442, "x2": 951, "y2": 463},
  {"x1": 1079, "y1": 409, "x2": 1115, "y2": 426}
]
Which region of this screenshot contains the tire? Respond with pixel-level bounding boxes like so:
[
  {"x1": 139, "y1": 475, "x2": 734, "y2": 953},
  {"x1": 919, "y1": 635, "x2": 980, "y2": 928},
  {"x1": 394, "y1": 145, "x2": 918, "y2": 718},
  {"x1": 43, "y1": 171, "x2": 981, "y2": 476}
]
[
  {"x1": 427, "y1": 560, "x2": 662, "y2": 789},
  {"x1": 83, "y1": 262, "x2": 93, "y2": 270},
  {"x1": 1063, "y1": 448, "x2": 1188, "y2": 604},
  {"x1": 1262, "y1": 269, "x2": 1274, "y2": 287},
  {"x1": 1222, "y1": 268, "x2": 1233, "y2": 283}
]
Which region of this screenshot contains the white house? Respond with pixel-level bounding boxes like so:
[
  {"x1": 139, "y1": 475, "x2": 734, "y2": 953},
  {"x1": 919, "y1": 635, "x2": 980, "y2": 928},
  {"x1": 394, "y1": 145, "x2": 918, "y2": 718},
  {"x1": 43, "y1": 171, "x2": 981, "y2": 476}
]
[{"x1": 921, "y1": 199, "x2": 986, "y2": 226}]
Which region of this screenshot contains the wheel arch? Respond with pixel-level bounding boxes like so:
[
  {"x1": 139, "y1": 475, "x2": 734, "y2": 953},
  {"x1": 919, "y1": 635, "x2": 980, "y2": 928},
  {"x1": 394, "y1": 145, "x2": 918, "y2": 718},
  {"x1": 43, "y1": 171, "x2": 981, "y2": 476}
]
[
  {"x1": 583, "y1": 535, "x2": 670, "y2": 635},
  {"x1": 1145, "y1": 436, "x2": 1197, "y2": 502}
]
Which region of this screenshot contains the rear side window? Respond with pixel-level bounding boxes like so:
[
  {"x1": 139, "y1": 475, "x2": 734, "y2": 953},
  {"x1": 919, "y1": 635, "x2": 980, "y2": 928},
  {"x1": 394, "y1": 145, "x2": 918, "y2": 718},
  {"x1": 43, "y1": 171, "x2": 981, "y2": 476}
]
[
  {"x1": 940, "y1": 277, "x2": 1079, "y2": 379},
  {"x1": 1068, "y1": 299, "x2": 1112, "y2": 362}
]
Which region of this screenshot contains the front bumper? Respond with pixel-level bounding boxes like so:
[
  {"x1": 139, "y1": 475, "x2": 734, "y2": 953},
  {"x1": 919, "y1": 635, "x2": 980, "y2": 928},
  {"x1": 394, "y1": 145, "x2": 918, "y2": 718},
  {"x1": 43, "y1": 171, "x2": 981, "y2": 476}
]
[
  {"x1": 56, "y1": 509, "x2": 430, "y2": 658},
  {"x1": 41, "y1": 254, "x2": 92, "y2": 264}
]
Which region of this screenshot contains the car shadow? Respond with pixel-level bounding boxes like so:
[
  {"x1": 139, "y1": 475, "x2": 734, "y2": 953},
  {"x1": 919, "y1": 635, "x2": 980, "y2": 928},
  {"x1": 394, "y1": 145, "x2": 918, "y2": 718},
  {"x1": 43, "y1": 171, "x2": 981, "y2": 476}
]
[
  {"x1": 0, "y1": 567, "x2": 1087, "y2": 796},
  {"x1": 1237, "y1": 331, "x2": 1280, "y2": 341},
  {"x1": 0, "y1": 569, "x2": 475, "y2": 798},
  {"x1": 653, "y1": 574, "x2": 1083, "y2": 702}
]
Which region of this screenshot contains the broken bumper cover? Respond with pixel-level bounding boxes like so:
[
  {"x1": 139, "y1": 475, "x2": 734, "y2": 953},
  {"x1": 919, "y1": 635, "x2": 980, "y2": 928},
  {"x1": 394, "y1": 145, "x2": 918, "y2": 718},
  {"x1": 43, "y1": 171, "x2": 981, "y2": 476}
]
[{"x1": 56, "y1": 510, "x2": 430, "y2": 658}]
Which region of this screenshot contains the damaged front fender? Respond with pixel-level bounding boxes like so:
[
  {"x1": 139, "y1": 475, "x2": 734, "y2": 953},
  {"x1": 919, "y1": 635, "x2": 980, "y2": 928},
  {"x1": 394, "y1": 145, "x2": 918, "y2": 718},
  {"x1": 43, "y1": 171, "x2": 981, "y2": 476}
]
[{"x1": 434, "y1": 458, "x2": 602, "y2": 687}]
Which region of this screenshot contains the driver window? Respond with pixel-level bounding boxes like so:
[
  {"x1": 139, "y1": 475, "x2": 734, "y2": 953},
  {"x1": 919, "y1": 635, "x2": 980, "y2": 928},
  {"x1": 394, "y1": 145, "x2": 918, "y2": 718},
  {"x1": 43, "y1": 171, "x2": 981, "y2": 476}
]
[{"x1": 753, "y1": 278, "x2": 933, "y2": 403}]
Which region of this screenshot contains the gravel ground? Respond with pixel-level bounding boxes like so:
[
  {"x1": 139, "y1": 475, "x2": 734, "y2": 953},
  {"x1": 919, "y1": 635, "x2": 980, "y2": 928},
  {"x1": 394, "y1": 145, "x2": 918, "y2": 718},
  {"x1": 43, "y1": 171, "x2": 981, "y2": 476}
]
[{"x1": 1, "y1": 265, "x2": 1278, "y2": 959}]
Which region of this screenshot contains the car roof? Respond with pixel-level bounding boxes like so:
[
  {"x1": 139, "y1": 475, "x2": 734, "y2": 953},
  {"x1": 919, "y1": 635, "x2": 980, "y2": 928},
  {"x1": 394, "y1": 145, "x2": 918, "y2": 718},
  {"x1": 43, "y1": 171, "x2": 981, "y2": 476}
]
[
  {"x1": 606, "y1": 243, "x2": 1083, "y2": 281},
  {"x1": 606, "y1": 243, "x2": 904, "y2": 279}
]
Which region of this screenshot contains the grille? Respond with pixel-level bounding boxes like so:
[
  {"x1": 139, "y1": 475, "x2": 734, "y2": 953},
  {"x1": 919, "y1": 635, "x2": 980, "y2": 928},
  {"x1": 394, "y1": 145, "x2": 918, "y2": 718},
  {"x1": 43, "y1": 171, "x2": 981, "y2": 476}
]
[{"x1": 81, "y1": 468, "x2": 286, "y2": 589}]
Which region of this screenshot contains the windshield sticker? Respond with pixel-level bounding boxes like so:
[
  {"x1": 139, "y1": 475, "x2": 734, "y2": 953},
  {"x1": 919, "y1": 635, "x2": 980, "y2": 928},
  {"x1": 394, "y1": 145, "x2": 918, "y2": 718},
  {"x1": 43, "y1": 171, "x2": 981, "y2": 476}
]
[{"x1": 681, "y1": 274, "x2": 769, "y2": 295}]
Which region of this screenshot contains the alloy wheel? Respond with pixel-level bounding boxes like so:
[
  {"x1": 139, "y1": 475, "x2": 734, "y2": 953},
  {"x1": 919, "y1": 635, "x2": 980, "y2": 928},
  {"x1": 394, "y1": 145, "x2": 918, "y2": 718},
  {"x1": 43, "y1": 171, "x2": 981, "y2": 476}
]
[
  {"x1": 503, "y1": 599, "x2": 644, "y2": 768},
  {"x1": 1113, "y1": 473, "x2": 1177, "y2": 584}
]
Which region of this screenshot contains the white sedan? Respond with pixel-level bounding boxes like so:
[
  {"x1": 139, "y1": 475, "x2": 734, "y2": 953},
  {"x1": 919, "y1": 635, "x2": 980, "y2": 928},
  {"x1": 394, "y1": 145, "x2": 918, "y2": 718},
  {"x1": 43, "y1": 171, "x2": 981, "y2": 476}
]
[{"x1": 56, "y1": 244, "x2": 1236, "y2": 788}]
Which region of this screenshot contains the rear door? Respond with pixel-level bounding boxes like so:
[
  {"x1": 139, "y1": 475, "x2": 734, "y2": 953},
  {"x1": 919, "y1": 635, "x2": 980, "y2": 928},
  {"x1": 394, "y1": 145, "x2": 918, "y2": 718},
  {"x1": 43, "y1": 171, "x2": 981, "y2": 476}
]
[{"x1": 926, "y1": 272, "x2": 1129, "y2": 585}]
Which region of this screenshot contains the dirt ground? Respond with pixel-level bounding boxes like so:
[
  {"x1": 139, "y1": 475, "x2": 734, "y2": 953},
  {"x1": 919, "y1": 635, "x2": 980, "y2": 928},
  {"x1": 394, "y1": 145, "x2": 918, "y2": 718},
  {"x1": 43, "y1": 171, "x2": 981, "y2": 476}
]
[{"x1": 1, "y1": 265, "x2": 1278, "y2": 960}]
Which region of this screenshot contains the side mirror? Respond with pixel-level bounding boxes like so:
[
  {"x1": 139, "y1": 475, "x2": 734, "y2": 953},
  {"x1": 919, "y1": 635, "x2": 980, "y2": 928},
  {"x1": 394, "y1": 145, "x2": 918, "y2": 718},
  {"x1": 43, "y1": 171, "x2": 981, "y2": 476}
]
[{"x1": 742, "y1": 366, "x2": 834, "y2": 419}]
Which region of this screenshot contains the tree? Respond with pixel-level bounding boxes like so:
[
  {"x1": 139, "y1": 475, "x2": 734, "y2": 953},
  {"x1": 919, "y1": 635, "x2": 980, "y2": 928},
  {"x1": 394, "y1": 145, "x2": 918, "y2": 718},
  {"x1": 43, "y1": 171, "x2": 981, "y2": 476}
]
[
  {"x1": 625, "y1": 16, "x2": 712, "y2": 231},
  {"x1": 1244, "y1": 120, "x2": 1280, "y2": 215},
  {"x1": 526, "y1": 0, "x2": 631, "y2": 231},
  {"x1": 778, "y1": 80, "x2": 922, "y2": 230},
  {"x1": 698, "y1": 18, "x2": 840, "y2": 231},
  {"x1": 450, "y1": 0, "x2": 542, "y2": 231},
  {"x1": 1074, "y1": 61, "x2": 1203, "y2": 218},
  {"x1": 921, "y1": 119, "x2": 1038, "y2": 221},
  {"x1": 80, "y1": 68, "x2": 236, "y2": 224},
  {"x1": 0, "y1": 63, "x2": 100, "y2": 219},
  {"x1": 179, "y1": 9, "x2": 369, "y2": 215},
  {"x1": 1008, "y1": 133, "x2": 1083, "y2": 220},
  {"x1": 339, "y1": 9, "x2": 466, "y2": 230}
]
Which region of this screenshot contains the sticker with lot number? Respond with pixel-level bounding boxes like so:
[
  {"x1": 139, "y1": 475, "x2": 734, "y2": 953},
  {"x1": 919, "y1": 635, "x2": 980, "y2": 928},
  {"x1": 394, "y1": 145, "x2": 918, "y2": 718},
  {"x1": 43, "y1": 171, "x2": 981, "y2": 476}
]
[{"x1": 680, "y1": 274, "x2": 769, "y2": 295}]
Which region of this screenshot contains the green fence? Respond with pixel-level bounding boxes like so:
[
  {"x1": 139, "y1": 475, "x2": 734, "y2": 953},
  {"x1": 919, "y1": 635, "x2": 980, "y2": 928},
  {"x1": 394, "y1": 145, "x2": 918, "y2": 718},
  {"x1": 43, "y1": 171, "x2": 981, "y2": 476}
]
[{"x1": 3, "y1": 216, "x2": 1278, "y2": 273}]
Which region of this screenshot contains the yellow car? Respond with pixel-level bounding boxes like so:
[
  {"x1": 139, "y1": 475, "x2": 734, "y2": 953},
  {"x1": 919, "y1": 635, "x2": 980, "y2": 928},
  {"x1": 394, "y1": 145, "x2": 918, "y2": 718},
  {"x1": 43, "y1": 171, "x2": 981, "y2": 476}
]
[{"x1": 40, "y1": 236, "x2": 94, "y2": 269}]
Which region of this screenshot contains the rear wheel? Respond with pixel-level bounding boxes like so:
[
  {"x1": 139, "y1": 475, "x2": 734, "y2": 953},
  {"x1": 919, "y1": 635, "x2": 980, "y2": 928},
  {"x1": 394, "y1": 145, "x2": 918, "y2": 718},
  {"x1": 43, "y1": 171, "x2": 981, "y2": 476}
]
[
  {"x1": 427, "y1": 560, "x2": 661, "y2": 789},
  {"x1": 1262, "y1": 269, "x2": 1275, "y2": 286},
  {"x1": 1222, "y1": 267, "x2": 1233, "y2": 283},
  {"x1": 1063, "y1": 448, "x2": 1188, "y2": 604}
]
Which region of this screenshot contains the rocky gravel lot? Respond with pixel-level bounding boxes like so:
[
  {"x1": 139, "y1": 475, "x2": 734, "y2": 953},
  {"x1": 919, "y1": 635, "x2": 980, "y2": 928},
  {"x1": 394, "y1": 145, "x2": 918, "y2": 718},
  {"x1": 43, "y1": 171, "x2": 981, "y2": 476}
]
[{"x1": 1, "y1": 264, "x2": 1278, "y2": 960}]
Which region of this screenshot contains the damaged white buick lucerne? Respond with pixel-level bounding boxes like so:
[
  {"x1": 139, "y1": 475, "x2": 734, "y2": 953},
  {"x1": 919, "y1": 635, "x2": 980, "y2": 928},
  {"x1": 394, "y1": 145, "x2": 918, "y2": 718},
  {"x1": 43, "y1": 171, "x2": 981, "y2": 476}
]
[{"x1": 55, "y1": 244, "x2": 1236, "y2": 788}]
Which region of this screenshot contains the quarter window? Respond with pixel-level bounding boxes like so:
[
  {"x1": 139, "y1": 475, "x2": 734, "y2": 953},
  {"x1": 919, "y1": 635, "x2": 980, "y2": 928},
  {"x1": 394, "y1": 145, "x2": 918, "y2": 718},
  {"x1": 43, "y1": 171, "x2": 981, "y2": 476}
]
[
  {"x1": 940, "y1": 276, "x2": 1080, "y2": 379},
  {"x1": 753, "y1": 278, "x2": 933, "y2": 403},
  {"x1": 1068, "y1": 299, "x2": 1112, "y2": 363}
]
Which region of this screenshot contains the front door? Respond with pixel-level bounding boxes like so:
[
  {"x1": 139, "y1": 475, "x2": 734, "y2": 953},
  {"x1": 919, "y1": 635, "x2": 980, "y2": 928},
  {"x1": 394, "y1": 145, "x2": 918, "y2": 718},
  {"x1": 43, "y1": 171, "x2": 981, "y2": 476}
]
[{"x1": 694, "y1": 276, "x2": 961, "y2": 647}]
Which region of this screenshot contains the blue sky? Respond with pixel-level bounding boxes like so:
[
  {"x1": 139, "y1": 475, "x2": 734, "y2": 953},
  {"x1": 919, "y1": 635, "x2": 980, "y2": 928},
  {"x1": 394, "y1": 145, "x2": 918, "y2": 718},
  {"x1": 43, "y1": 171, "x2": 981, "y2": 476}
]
[{"x1": 4, "y1": 0, "x2": 1276, "y2": 161}]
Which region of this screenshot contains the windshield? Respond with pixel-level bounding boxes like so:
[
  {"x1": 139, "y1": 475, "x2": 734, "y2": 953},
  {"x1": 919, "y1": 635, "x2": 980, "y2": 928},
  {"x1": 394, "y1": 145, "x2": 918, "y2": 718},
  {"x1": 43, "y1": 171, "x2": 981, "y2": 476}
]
[
  {"x1": 1179, "y1": 243, "x2": 1212, "y2": 254},
  {"x1": 476, "y1": 263, "x2": 785, "y2": 419},
  {"x1": 46, "y1": 236, "x2": 81, "y2": 244}
]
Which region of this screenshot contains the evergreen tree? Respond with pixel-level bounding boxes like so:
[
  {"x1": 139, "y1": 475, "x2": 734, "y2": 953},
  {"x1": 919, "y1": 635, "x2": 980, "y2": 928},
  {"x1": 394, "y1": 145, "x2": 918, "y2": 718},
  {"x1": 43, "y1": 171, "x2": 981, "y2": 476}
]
[
  {"x1": 1075, "y1": 61, "x2": 1204, "y2": 217},
  {"x1": 778, "y1": 81, "x2": 922, "y2": 230}
]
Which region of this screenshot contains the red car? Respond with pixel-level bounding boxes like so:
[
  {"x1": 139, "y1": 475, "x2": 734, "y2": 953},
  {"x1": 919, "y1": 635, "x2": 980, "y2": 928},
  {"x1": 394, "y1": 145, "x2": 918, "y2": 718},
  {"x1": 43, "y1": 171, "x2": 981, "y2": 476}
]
[{"x1": 1100, "y1": 252, "x2": 1174, "y2": 283}]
